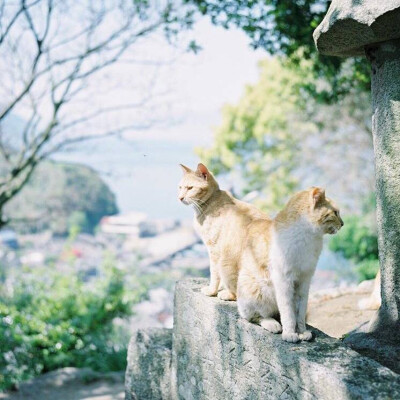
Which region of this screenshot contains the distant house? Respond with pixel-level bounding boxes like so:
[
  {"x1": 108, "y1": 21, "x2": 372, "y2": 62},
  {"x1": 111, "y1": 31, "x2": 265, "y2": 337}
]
[
  {"x1": 100, "y1": 212, "x2": 148, "y2": 236},
  {"x1": 100, "y1": 212, "x2": 180, "y2": 237}
]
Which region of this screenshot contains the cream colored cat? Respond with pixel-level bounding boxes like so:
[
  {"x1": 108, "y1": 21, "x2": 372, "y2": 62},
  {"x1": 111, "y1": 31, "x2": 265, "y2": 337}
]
[
  {"x1": 237, "y1": 187, "x2": 343, "y2": 342},
  {"x1": 178, "y1": 163, "x2": 267, "y2": 300}
]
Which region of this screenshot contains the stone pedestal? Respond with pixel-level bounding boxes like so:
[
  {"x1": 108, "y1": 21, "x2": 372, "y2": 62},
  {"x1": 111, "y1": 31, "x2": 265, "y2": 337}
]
[
  {"x1": 367, "y1": 39, "x2": 400, "y2": 337},
  {"x1": 314, "y1": 0, "x2": 400, "y2": 345},
  {"x1": 125, "y1": 279, "x2": 400, "y2": 399},
  {"x1": 125, "y1": 328, "x2": 172, "y2": 400}
]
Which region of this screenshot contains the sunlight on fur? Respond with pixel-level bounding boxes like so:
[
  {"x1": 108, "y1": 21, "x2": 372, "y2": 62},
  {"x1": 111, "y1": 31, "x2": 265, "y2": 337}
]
[
  {"x1": 178, "y1": 163, "x2": 267, "y2": 301},
  {"x1": 178, "y1": 163, "x2": 344, "y2": 342}
]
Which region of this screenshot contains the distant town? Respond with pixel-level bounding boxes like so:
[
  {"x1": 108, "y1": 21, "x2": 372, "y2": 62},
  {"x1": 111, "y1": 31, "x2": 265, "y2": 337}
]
[
  {"x1": 0, "y1": 211, "x2": 355, "y2": 332},
  {"x1": 0, "y1": 212, "x2": 209, "y2": 331}
]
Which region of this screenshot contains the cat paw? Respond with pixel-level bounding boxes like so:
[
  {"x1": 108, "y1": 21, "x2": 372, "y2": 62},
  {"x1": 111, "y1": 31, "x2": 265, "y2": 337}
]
[
  {"x1": 260, "y1": 318, "x2": 282, "y2": 334},
  {"x1": 299, "y1": 330, "x2": 313, "y2": 341},
  {"x1": 217, "y1": 290, "x2": 236, "y2": 301},
  {"x1": 201, "y1": 286, "x2": 218, "y2": 297},
  {"x1": 282, "y1": 332, "x2": 300, "y2": 343}
]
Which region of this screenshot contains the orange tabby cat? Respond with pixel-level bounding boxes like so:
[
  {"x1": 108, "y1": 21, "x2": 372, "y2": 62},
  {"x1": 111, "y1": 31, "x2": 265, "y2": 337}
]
[
  {"x1": 178, "y1": 163, "x2": 267, "y2": 300},
  {"x1": 238, "y1": 187, "x2": 343, "y2": 342}
]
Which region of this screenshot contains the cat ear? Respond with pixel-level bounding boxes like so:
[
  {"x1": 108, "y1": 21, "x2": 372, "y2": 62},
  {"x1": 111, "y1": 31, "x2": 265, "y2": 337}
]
[
  {"x1": 311, "y1": 187, "x2": 325, "y2": 207},
  {"x1": 180, "y1": 164, "x2": 192, "y2": 174},
  {"x1": 195, "y1": 163, "x2": 209, "y2": 180}
]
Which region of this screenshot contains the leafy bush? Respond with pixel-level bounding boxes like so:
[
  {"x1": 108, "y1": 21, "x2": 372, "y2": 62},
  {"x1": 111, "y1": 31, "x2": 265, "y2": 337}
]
[
  {"x1": 329, "y1": 215, "x2": 378, "y2": 263},
  {"x1": 329, "y1": 195, "x2": 379, "y2": 282},
  {"x1": 356, "y1": 259, "x2": 380, "y2": 282},
  {"x1": 0, "y1": 261, "x2": 132, "y2": 391}
]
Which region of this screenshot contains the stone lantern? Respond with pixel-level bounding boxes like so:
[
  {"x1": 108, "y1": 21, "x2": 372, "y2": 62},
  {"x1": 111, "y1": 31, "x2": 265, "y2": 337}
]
[{"x1": 314, "y1": 0, "x2": 400, "y2": 368}]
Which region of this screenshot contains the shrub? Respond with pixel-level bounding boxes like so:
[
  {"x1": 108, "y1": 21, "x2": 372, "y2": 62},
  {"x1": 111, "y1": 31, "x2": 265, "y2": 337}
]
[
  {"x1": 329, "y1": 215, "x2": 378, "y2": 263},
  {"x1": 356, "y1": 259, "x2": 380, "y2": 282},
  {"x1": 329, "y1": 195, "x2": 379, "y2": 282},
  {"x1": 0, "y1": 261, "x2": 132, "y2": 391}
]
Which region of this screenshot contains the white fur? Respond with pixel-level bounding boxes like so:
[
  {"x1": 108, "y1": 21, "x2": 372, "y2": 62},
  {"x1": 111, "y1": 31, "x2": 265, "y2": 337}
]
[
  {"x1": 237, "y1": 283, "x2": 279, "y2": 321},
  {"x1": 269, "y1": 217, "x2": 323, "y2": 341}
]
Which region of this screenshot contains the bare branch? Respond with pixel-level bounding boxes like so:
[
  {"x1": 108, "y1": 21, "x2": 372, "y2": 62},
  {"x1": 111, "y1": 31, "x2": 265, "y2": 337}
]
[
  {"x1": 0, "y1": 0, "x2": 189, "y2": 216},
  {"x1": 0, "y1": 0, "x2": 41, "y2": 45}
]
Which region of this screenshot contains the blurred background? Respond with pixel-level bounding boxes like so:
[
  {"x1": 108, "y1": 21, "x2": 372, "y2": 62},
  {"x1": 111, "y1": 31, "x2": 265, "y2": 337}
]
[{"x1": 0, "y1": 0, "x2": 379, "y2": 395}]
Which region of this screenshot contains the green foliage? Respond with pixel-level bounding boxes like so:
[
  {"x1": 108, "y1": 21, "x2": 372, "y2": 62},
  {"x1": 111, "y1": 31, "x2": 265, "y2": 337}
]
[
  {"x1": 329, "y1": 215, "x2": 378, "y2": 262},
  {"x1": 329, "y1": 194, "x2": 378, "y2": 264},
  {"x1": 197, "y1": 57, "x2": 315, "y2": 212},
  {"x1": 329, "y1": 215, "x2": 378, "y2": 263},
  {"x1": 187, "y1": 0, "x2": 370, "y2": 102},
  {"x1": 329, "y1": 195, "x2": 379, "y2": 281},
  {"x1": 0, "y1": 261, "x2": 133, "y2": 391},
  {"x1": 356, "y1": 259, "x2": 379, "y2": 282},
  {"x1": 68, "y1": 212, "x2": 90, "y2": 240},
  {"x1": 198, "y1": 56, "x2": 373, "y2": 213},
  {"x1": 6, "y1": 161, "x2": 118, "y2": 235}
]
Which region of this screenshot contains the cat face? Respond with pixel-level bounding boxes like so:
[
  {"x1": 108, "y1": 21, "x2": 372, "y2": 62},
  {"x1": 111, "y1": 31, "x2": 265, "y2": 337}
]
[
  {"x1": 307, "y1": 187, "x2": 344, "y2": 235},
  {"x1": 178, "y1": 163, "x2": 219, "y2": 208}
]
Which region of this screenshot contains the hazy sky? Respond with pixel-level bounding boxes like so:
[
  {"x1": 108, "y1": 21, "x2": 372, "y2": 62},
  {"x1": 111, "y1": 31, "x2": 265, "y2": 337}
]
[{"x1": 59, "y1": 18, "x2": 265, "y2": 220}]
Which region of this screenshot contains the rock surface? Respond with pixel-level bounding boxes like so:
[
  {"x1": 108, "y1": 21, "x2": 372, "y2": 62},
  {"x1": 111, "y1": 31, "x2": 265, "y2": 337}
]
[
  {"x1": 171, "y1": 278, "x2": 400, "y2": 400},
  {"x1": 125, "y1": 328, "x2": 172, "y2": 400},
  {"x1": 340, "y1": 38, "x2": 400, "y2": 365},
  {"x1": 366, "y1": 39, "x2": 400, "y2": 337},
  {"x1": 313, "y1": 0, "x2": 400, "y2": 56}
]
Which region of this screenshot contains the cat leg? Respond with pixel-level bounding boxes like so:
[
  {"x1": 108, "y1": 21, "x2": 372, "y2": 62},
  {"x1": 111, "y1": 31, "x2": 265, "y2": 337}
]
[
  {"x1": 273, "y1": 275, "x2": 300, "y2": 343},
  {"x1": 201, "y1": 255, "x2": 220, "y2": 297},
  {"x1": 237, "y1": 298, "x2": 258, "y2": 321},
  {"x1": 295, "y1": 276, "x2": 313, "y2": 341},
  {"x1": 218, "y1": 289, "x2": 236, "y2": 301},
  {"x1": 258, "y1": 285, "x2": 282, "y2": 333},
  {"x1": 217, "y1": 260, "x2": 237, "y2": 301}
]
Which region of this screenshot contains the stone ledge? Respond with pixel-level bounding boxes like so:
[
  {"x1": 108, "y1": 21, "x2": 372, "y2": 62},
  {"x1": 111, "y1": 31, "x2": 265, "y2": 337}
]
[
  {"x1": 313, "y1": 0, "x2": 400, "y2": 57},
  {"x1": 125, "y1": 328, "x2": 172, "y2": 400},
  {"x1": 171, "y1": 278, "x2": 400, "y2": 400}
]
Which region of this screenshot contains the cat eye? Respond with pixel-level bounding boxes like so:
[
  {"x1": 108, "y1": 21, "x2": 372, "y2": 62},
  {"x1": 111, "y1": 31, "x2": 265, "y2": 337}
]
[
  {"x1": 334, "y1": 210, "x2": 339, "y2": 216},
  {"x1": 187, "y1": 186, "x2": 193, "y2": 190}
]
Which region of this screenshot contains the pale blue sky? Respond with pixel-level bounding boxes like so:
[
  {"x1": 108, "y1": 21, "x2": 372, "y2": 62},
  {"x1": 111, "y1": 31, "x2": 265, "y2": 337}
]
[{"x1": 59, "y1": 18, "x2": 265, "y2": 220}]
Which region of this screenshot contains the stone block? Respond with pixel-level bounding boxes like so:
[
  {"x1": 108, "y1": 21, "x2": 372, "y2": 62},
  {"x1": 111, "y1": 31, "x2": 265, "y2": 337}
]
[
  {"x1": 313, "y1": 0, "x2": 400, "y2": 57},
  {"x1": 125, "y1": 328, "x2": 172, "y2": 400},
  {"x1": 171, "y1": 278, "x2": 400, "y2": 400}
]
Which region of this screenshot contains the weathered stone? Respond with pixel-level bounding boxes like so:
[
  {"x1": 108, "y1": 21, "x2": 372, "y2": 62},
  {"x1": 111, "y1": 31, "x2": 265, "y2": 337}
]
[
  {"x1": 313, "y1": 0, "x2": 400, "y2": 57},
  {"x1": 366, "y1": 39, "x2": 400, "y2": 338},
  {"x1": 125, "y1": 328, "x2": 172, "y2": 400},
  {"x1": 171, "y1": 278, "x2": 400, "y2": 400},
  {"x1": 342, "y1": 38, "x2": 400, "y2": 355},
  {"x1": 313, "y1": 0, "x2": 400, "y2": 355},
  {"x1": 344, "y1": 325, "x2": 400, "y2": 375}
]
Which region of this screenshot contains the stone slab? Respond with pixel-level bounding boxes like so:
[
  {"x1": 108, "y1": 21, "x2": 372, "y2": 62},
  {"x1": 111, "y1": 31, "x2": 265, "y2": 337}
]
[
  {"x1": 125, "y1": 328, "x2": 172, "y2": 400},
  {"x1": 171, "y1": 278, "x2": 400, "y2": 400},
  {"x1": 313, "y1": 0, "x2": 400, "y2": 57}
]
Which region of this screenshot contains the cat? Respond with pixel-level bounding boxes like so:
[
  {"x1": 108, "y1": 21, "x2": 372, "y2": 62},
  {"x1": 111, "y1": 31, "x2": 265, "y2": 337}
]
[
  {"x1": 178, "y1": 163, "x2": 267, "y2": 300},
  {"x1": 237, "y1": 187, "x2": 343, "y2": 342}
]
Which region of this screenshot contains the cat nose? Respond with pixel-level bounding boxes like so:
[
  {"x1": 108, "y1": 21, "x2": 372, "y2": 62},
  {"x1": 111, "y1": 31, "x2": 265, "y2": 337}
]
[
  {"x1": 179, "y1": 196, "x2": 184, "y2": 202},
  {"x1": 340, "y1": 220, "x2": 344, "y2": 227}
]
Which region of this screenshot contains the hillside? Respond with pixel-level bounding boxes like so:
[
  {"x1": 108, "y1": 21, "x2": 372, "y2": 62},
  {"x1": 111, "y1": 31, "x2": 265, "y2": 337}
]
[{"x1": 4, "y1": 161, "x2": 118, "y2": 235}]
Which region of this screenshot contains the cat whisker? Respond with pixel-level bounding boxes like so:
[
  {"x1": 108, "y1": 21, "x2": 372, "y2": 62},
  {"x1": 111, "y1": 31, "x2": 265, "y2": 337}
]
[
  {"x1": 191, "y1": 199, "x2": 204, "y2": 217},
  {"x1": 192, "y1": 201, "x2": 202, "y2": 216}
]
